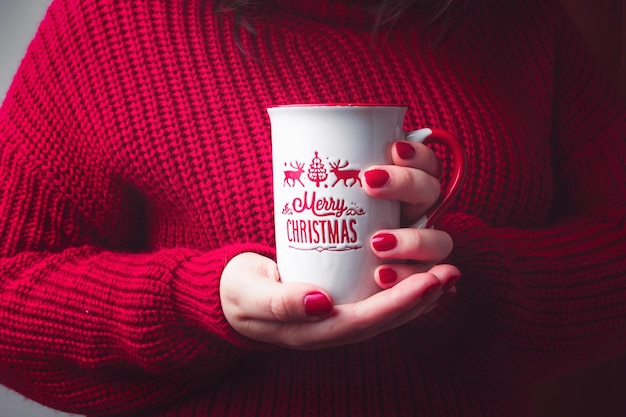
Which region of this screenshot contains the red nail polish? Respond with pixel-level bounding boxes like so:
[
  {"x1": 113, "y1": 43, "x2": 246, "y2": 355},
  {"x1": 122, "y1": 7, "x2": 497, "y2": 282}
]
[
  {"x1": 304, "y1": 292, "x2": 333, "y2": 317},
  {"x1": 395, "y1": 142, "x2": 416, "y2": 160},
  {"x1": 372, "y1": 233, "x2": 397, "y2": 251},
  {"x1": 364, "y1": 169, "x2": 390, "y2": 188},
  {"x1": 441, "y1": 275, "x2": 461, "y2": 292},
  {"x1": 379, "y1": 267, "x2": 397, "y2": 284}
]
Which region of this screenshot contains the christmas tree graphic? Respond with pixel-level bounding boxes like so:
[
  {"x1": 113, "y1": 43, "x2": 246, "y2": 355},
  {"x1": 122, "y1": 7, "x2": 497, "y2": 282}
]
[{"x1": 307, "y1": 151, "x2": 328, "y2": 187}]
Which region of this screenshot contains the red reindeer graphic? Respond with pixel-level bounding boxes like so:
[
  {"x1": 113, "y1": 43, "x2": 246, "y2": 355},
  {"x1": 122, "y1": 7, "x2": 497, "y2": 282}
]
[
  {"x1": 283, "y1": 161, "x2": 305, "y2": 187},
  {"x1": 329, "y1": 160, "x2": 362, "y2": 187}
]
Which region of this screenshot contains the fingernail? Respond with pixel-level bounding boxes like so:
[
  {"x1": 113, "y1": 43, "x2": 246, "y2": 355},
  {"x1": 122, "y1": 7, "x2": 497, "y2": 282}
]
[
  {"x1": 379, "y1": 267, "x2": 397, "y2": 284},
  {"x1": 372, "y1": 233, "x2": 397, "y2": 251},
  {"x1": 304, "y1": 292, "x2": 333, "y2": 317},
  {"x1": 395, "y1": 142, "x2": 416, "y2": 160},
  {"x1": 441, "y1": 275, "x2": 462, "y2": 292},
  {"x1": 364, "y1": 169, "x2": 390, "y2": 188}
]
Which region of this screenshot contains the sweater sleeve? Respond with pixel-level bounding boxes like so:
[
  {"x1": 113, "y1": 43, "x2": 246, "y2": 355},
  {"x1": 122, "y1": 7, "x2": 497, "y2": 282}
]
[
  {"x1": 419, "y1": 2, "x2": 626, "y2": 385},
  {"x1": 0, "y1": 2, "x2": 272, "y2": 416}
]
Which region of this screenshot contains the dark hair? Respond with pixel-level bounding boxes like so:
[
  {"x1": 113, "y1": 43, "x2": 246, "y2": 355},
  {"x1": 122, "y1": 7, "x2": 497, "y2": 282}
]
[
  {"x1": 369, "y1": 0, "x2": 457, "y2": 28},
  {"x1": 212, "y1": 0, "x2": 461, "y2": 53}
]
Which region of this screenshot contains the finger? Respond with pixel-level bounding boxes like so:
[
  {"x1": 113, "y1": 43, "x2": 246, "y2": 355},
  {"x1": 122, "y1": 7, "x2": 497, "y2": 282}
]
[
  {"x1": 424, "y1": 263, "x2": 462, "y2": 291},
  {"x1": 362, "y1": 165, "x2": 441, "y2": 208},
  {"x1": 220, "y1": 253, "x2": 334, "y2": 324},
  {"x1": 248, "y1": 265, "x2": 460, "y2": 349},
  {"x1": 307, "y1": 264, "x2": 460, "y2": 347},
  {"x1": 375, "y1": 260, "x2": 461, "y2": 293},
  {"x1": 246, "y1": 280, "x2": 335, "y2": 323},
  {"x1": 364, "y1": 279, "x2": 443, "y2": 335},
  {"x1": 392, "y1": 141, "x2": 443, "y2": 178},
  {"x1": 280, "y1": 272, "x2": 443, "y2": 349},
  {"x1": 370, "y1": 228, "x2": 453, "y2": 263},
  {"x1": 375, "y1": 263, "x2": 432, "y2": 289},
  {"x1": 369, "y1": 264, "x2": 461, "y2": 329}
]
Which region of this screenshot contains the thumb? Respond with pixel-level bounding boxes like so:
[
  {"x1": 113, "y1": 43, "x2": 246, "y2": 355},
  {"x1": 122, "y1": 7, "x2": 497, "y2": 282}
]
[
  {"x1": 221, "y1": 252, "x2": 334, "y2": 324},
  {"x1": 256, "y1": 281, "x2": 335, "y2": 322}
]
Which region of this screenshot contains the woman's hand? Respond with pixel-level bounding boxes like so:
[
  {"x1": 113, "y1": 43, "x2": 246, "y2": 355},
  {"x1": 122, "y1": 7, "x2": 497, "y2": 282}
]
[
  {"x1": 219, "y1": 140, "x2": 460, "y2": 349},
  {"x1": 364, "y1": 140, "x2": 455, "y2": 289},
  {"x1": 220, "y1": 252, "x2": 459, "y2": 350}
]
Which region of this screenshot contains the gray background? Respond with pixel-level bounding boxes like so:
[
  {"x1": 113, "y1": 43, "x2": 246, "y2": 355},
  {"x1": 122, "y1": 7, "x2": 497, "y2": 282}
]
[{"x1": 0, "y1": 3, "x2": 80, "y2": 416}]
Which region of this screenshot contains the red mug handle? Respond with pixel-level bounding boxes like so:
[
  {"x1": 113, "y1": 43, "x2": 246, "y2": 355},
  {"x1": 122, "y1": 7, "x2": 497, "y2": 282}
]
[{"x1": 405, "y1": 128, "x2": 467, "y2": 228}]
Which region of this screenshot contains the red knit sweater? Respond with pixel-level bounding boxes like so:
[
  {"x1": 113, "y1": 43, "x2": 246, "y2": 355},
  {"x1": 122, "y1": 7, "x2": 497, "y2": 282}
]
[{"x1": 1, "y1": 0, "x2": 625, "y2": 415}]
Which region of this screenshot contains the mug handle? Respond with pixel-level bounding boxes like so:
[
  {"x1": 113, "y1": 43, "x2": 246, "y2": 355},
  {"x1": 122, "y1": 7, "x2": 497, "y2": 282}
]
[{"x1": 405, "y1": 128, "x2": 467, "y2": 229}]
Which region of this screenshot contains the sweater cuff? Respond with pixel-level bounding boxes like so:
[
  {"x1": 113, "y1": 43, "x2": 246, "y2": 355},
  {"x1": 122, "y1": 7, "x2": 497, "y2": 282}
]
[
  {"x1": 437, "y1": 212, "x2": 502, "y2": 281},
  {"x1": 171, "y1": 244, "x2": 277, "y2": 350}
]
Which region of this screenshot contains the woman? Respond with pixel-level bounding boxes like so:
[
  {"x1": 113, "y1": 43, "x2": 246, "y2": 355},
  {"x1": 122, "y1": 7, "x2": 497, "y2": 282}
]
[{"x1": 0, "y1": 0, "x2": 624, "y2": 415}]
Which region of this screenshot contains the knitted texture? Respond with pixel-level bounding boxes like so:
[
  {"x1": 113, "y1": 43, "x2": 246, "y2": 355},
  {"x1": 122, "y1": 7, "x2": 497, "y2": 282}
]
[{"x1": 0, "y1": 0, "x2": 625, "y2": 415}]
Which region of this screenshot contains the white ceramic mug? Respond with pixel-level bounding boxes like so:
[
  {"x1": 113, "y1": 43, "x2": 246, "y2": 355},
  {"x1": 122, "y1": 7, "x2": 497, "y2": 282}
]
[{"x1": 267, "y1": 104, "x2": 466, "y2": 304}]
